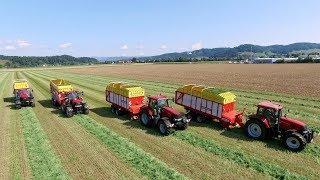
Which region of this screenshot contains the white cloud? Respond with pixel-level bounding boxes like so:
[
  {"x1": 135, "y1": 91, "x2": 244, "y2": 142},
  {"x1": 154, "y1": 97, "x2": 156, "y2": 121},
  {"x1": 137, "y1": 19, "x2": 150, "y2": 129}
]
[
  {"x1": 191, "y1": 42, "x2": 202, "y2": 50},
  {"x1": 120, "y1": 44, "x2": 128, "y2": 50},
  {"x1": 59, "y1": 42, "x2": 72, "y2": 48},
  {"x1": 17, "y1": 40, "x2": 31, "y2": 47},
  {"x1": 160, "y1": 44, "x2": 167, "y2": 50},
  {"x1": 5, "y1": 45, "x2": 16, "y2": 50}
]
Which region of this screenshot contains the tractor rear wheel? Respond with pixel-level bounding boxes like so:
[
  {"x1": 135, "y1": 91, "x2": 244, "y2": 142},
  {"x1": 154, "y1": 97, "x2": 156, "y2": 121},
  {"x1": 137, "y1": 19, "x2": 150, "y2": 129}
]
[
  {"x1": 140, "y1": 111, "x2": 153, "y2": 127},
  {"x1": 65, "y1": 107, "x2": 74, "y2": 118},
  {"x1": 244, "y1": 119, "x2": 266, "y2": 139},
  {"x1": 283, "y1": 132, "x2": 307, "y2": 152},
  {"x1": 158, "y1": 120, "x2": 173, "y2": 135}
]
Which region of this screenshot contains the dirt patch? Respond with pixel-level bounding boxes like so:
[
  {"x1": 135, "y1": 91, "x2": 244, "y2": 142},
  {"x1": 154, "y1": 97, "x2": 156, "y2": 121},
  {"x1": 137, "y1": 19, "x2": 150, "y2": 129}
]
[{"x1": 59, "y1": 63, "x2": 320, "y2": 98}]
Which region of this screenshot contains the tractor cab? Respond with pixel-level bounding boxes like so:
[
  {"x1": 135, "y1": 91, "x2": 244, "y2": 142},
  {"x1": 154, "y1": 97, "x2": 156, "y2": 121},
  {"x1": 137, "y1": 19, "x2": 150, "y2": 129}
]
[
  {"x1": 148, "y1": 95, "x2": 172, "y2": 110},
  {"x1": 256, "y1": 101, "x2": 283, "y2": 128}
]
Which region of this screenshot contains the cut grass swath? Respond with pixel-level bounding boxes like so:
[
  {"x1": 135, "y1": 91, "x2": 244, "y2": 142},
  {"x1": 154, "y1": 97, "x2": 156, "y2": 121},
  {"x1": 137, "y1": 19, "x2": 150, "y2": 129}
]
[
  {"x1": 174, "y1": 131, "x2": 305, "y2": 180},
  {"x1": 73, "y1": 114, "x2": 185, "y2": 180},
  {"x1": 19, "y1": 107, "x2": 69, "y2": 179}
]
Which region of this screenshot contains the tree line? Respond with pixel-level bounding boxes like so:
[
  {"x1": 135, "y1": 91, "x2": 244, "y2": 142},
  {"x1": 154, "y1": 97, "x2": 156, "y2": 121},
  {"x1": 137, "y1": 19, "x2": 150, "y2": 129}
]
[{"x1": 0, "y1": 55, "x2": 99, "y2": 68}]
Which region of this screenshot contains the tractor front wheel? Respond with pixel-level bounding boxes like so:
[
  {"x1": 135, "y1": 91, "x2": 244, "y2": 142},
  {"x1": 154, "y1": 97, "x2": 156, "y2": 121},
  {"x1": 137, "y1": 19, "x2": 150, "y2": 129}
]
[
  {"x1": 65, "y1": 107, "x2": 74, "y2": 118},
  {"x1": 244, "y1": 119, "x2": 266, "y2": 139},
  {"x1": 140, "y1": 111, "x2": 153, "y2": 127},
  {"x1": 15, "y1": 104, "x2": 21, "y2": 109},
  {"x1": 283, "y1": 132, "x2": 307, "y2": 152},
  {"x1": 158, "y1": 120, "x2": 173, "y2": 135},
  {"x1": 83, "y1": 104, "x2": 89, "y2": 114}
]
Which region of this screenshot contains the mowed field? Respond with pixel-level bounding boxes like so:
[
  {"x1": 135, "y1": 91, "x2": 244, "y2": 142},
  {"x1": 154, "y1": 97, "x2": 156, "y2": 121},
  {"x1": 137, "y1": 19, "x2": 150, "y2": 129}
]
[{"x1": 1, "y1": 63, "x2": 320, "y2": 179}]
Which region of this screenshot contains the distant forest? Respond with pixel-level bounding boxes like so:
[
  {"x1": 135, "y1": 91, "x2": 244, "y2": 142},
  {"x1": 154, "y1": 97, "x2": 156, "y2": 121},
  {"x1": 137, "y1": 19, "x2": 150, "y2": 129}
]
[{"x1": 0, "y1": 55, "x2": 99, "y2": 68}]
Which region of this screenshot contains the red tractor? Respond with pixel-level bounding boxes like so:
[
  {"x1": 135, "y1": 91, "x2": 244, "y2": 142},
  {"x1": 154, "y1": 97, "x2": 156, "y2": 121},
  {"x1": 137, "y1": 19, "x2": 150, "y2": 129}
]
[
  {"x1": 13, "y1": 80, "x2": 35, "y2": 109},
  {"x1": 139, "y1": 95, "x2": 190, "y2": 135},
  {"x1": 50, "y1": 79, "x2": 89, "y2": 117},
  {"x1": 245, "y1": 101, "x2": 314, "y2": 151}
]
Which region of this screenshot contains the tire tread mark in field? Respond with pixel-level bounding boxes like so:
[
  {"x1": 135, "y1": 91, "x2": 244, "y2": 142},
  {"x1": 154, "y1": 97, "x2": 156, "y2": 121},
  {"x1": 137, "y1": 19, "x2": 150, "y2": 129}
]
[
  {"x1": 19, "y1": 107, "x2": 70, "y2": 179},
  {"x1": 174, "y1": 131, "x2": 306, "y2": 180},
  {"x1": 28, "y1": 71, "x2": 312, "y2": 179},
  {"x1": 22, "y1": 71, "x2": 144, "y2": 179},
  {"x1": 73, "y1": 114, "x2": 185, "y2": 180}
]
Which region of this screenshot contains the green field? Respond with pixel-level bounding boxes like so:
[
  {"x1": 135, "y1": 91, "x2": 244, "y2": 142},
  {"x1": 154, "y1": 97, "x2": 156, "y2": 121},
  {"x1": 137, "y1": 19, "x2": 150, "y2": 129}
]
[{"x1": 0, "y1": 67, "x2": 320, "y2": 180}]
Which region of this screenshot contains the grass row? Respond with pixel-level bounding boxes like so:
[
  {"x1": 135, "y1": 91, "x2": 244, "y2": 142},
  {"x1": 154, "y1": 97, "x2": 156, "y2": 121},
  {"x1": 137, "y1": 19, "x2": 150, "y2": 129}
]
[
  {"x1": 19, "y1": 107, "x2": 69, "y2": 179},
  {"x1": 73, "y1": 115, "x2": 185, "y2": 180},
  {"x1": 174, "y1": 131, "x2": 305, "y2": 180},
  {"x1": 23, "y1": 71, "x2": 185, "y2": 179},
  {"x1": 27, "y1": 71, "x2": 310, "y2": 179}
]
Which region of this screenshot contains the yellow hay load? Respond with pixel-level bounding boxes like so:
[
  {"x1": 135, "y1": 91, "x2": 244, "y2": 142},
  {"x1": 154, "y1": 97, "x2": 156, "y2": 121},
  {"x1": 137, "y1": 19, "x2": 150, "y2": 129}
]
[
  {"x1": 50, "y1": 79, "x2": 73, "y2": 93},
  {"x1": 106, "y1": 82, "x2": 145, "y2": 98},
  {"x1": 176, "y1": 85, "x2": 236, "y2": 105},
  {"x1": 13, "y1": 79, "x2": 29, "y2": 90}
]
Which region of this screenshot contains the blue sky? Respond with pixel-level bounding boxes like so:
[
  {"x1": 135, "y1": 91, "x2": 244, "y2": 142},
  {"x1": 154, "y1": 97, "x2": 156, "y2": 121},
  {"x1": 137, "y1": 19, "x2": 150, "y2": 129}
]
[{"x1": 0, "y1": 0, "x2": 319, "y2": 57}]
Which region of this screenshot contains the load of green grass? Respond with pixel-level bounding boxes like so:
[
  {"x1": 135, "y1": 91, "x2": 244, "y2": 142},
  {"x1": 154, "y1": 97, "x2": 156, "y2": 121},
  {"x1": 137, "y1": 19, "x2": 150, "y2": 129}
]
[{"x1": 19, "y1": 108, "x2": 69, "y2": 179}]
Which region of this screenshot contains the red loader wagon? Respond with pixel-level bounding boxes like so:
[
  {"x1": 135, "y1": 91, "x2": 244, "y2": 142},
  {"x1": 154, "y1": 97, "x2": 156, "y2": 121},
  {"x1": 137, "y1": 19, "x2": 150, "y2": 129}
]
[
  {"x1": 175, "y1": 84, "x2": 244, "y2": 128},
  {"x1": 106, "y1": 82, "x2": 145, "y2": 119}
]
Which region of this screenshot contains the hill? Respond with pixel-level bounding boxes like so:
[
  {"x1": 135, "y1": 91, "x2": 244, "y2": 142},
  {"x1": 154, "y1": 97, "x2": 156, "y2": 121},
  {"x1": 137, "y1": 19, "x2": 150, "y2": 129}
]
[
  {"x1": 140, "y1": 42, "x2": 320, "y2": 61},
  {"x1": 0, "y1": 55, "x2": 99, "y2": 68}
]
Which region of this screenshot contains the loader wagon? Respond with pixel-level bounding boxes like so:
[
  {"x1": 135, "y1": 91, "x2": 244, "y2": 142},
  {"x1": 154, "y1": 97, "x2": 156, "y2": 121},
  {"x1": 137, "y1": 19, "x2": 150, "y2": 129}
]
[
  {"x1": 50, "y1": 79, "x2": 89, "y2": 117},
  {"x1": 106, "y1": 82, "x2": 145, "y2": 119},
  {"x1": 175, "y1": 84, "x2": 244, "y2": 128}
]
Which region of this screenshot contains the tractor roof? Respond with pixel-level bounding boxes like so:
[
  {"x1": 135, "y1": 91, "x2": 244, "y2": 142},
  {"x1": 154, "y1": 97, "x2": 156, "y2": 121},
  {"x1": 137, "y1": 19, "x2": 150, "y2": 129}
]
[
  {"x1": 149, "y1": 95, "x2": 167, "y2": 100},
  {"x1": 258, "y1": 101, "x2": 283, "y2": 110}
]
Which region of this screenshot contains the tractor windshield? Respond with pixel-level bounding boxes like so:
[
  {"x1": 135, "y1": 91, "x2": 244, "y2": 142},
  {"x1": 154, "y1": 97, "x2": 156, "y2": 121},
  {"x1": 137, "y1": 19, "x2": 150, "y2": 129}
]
[
  {"x1": 157, "y1": 98, "x2": 170, "y2": 107},
  {"x1": 67, "y1": 92, "x2": 79, "y2": 100}
]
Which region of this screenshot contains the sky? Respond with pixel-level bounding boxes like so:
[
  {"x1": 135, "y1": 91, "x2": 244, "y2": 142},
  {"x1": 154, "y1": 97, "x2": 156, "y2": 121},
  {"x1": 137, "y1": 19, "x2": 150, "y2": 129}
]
[{"x1": 0, "y1": 0, "x2": 319, "y2": 57}]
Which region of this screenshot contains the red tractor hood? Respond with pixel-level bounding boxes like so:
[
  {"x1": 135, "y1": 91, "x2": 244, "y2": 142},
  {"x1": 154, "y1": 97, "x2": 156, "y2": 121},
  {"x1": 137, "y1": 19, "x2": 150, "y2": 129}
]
[
  {"x1": 280, "y1": 116, "x2": 306, "y2": 131},
  {"x1": 18, "y1": 90, "x2": 30, "y2": 100},
  {"x1": 71, "y1": 98, "x2": 82, "y2": 104},
  {"x1": 162, "y1": 106, "x2": 181, "y2": 118}
]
